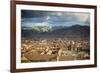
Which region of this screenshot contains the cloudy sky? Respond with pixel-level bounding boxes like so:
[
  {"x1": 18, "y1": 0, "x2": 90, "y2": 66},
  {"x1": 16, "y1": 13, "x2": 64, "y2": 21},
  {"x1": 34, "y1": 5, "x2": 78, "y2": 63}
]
[{"x1": 21, "y1": 10, "x2": 90, "y2": 28}]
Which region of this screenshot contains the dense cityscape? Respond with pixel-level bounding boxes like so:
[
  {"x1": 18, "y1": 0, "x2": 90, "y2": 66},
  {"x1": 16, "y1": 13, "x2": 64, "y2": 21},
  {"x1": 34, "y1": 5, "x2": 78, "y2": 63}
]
[{"x1": 21, "y1": 38, "x2": 90, "y2": 63}]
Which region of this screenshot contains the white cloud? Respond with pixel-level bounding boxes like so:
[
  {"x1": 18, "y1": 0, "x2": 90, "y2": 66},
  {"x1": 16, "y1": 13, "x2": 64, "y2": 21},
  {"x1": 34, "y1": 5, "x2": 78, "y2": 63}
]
[
  {"x1": 46, "y1": 16, "x2": 50, "y2": 20},
  {"x1": 57, "y1": 12, "x2": 63, "y2": 16},
  {"x1": 73, "y1": 13, "x2": 89, "y2": 22},
  {"x1": 34, "y1": 22, "x2": 49, "y2": 26}
]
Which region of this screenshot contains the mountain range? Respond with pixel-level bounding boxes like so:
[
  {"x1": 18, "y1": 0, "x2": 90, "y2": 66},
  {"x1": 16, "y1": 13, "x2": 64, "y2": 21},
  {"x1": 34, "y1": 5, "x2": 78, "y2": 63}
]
[{"x1": 21, "y1": 24, "x2": 90, "y2": 40}]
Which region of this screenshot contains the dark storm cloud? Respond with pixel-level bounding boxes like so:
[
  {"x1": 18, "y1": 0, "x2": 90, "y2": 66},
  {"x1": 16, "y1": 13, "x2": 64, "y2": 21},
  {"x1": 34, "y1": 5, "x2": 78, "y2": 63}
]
[
  {"x1": 21, "y1": 17, "x2": 46, "y2": 23},
  {"x1": 21, "y1": 10, "x2": 90, "y2": 28},
  {"x1": 21, "y1": 10, "x2": 48, "y2": 18}
]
